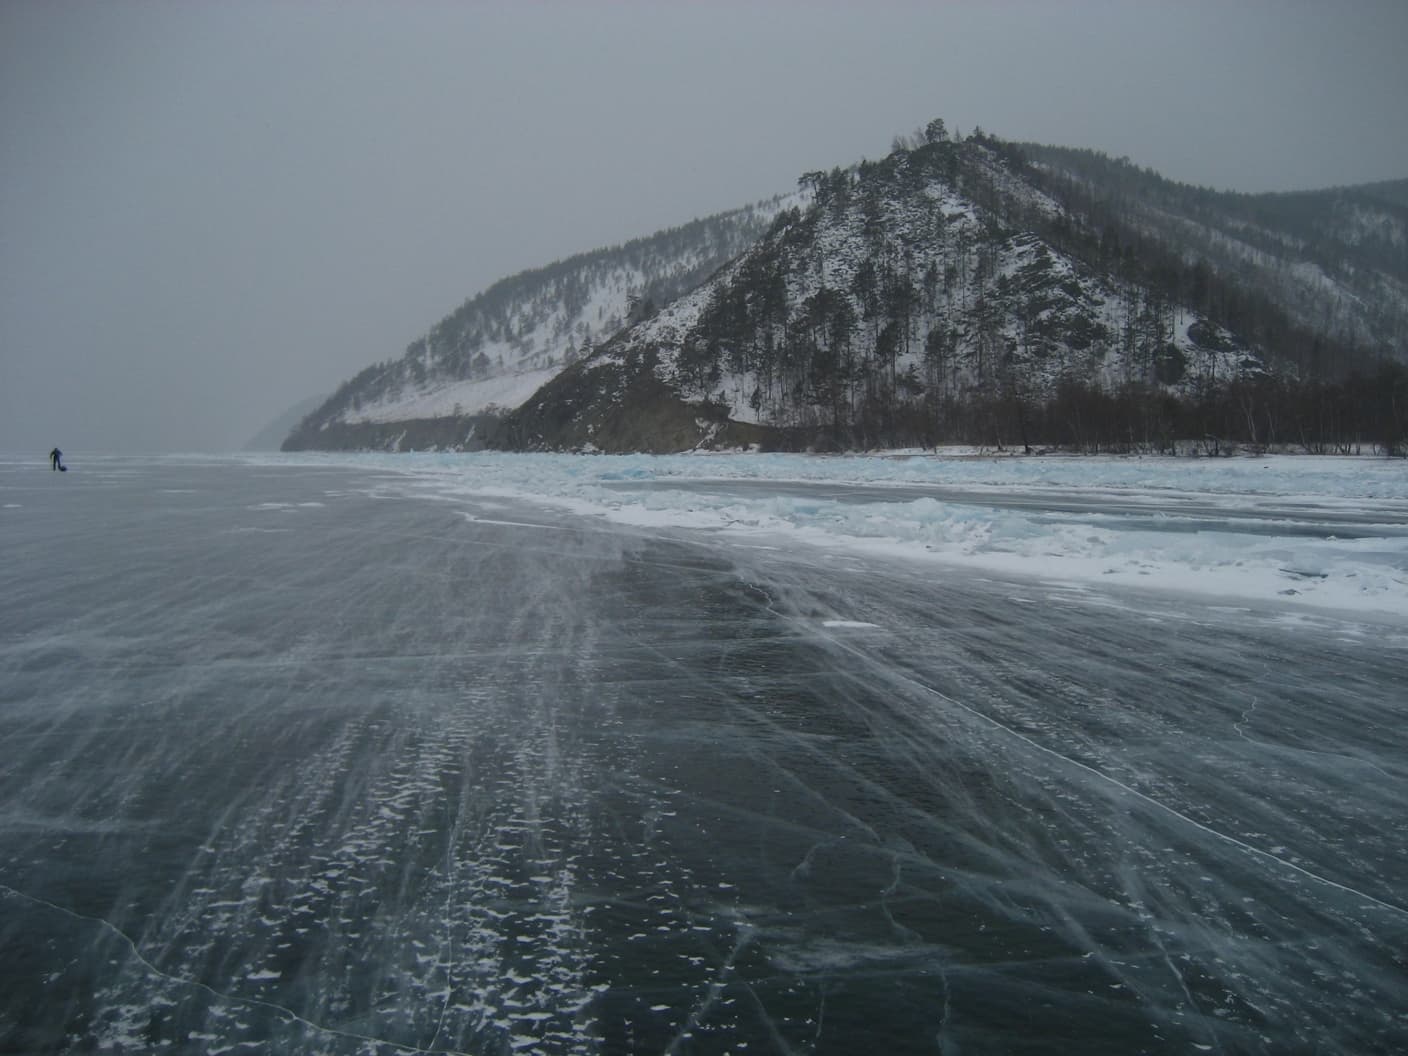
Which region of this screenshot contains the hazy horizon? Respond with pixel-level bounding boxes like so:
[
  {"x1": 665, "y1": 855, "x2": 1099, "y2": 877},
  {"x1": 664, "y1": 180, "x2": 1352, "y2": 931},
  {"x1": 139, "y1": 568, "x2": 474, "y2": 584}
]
[{"x1": 4, "y1": 0, "x2": 1407, "y2": 453}]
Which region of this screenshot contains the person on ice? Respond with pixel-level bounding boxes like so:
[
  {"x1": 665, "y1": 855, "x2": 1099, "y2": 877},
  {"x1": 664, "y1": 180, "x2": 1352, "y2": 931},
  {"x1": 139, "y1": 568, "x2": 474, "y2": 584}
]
[{"x1": 49, "y1": 447, "x2": 65, "y2": 471}]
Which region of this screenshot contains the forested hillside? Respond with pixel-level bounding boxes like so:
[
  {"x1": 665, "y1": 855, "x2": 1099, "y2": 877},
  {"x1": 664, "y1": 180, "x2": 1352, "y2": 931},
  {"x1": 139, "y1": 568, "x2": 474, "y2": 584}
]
[
  {"x1": 1011, "y1": 142, "x2": 1408, "y2": 371},
  {"x1": 507, "y1": 124, "x2": 1405, "y2": 454}
]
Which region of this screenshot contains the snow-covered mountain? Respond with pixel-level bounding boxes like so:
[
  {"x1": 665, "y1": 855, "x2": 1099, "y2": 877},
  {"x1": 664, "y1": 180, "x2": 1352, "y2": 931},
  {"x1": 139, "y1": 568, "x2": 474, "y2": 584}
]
[
  {"x1": 291, "y1": 123, "x2": 1406, "y2": 455},
  {"x1": 507, "y1": 130, "x2": 1277, "y2": 453},
  {"x1": 282, "y1": 200, "x2": 799, "y2": 451}
]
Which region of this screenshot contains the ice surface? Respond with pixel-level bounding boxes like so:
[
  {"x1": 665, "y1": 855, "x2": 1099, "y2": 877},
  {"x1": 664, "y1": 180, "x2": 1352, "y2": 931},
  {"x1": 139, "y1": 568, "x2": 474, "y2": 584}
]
[{"x1": 2, "y1": 453, "x2": 1405, "y2": 1054}]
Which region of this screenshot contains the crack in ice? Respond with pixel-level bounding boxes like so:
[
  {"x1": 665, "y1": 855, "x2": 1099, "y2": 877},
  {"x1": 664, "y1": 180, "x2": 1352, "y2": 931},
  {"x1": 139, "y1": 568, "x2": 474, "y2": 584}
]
[{"x1": 819, "y1": 631, "x2": 1408, "y2": 921}]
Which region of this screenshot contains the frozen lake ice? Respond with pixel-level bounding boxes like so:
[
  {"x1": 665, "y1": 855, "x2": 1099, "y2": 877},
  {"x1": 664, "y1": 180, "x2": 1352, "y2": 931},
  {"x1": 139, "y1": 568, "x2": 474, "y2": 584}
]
[{"x1": 1, "y1": 453, "x2": 1405, "y2": 1053}]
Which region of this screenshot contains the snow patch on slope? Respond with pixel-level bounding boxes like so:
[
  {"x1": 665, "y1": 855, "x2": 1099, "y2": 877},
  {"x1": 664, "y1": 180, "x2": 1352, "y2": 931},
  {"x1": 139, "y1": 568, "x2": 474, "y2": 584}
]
[{"x1": 341, "y1": 368, "x2": 560, "y2": 424}]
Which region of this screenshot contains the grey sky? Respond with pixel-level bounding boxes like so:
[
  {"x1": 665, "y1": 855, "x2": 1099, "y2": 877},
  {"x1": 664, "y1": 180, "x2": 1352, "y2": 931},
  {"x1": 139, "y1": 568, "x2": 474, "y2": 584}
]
[{"x1": 3, "y1": 1, "x2": 1406, "y2": 453}]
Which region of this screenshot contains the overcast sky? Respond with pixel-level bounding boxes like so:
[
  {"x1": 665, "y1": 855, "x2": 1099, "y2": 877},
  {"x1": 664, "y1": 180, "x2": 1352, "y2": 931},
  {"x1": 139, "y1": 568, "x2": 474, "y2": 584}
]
[{"x1": 4, "y1": 0, "x2": 1406, "y2": 453}]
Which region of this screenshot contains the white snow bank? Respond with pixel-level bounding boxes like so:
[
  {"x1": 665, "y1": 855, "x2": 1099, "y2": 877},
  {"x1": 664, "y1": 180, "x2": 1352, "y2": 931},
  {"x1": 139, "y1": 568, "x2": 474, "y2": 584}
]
[{"x1": 248, "y1": 450, "x2": 1408, "y2": 620}]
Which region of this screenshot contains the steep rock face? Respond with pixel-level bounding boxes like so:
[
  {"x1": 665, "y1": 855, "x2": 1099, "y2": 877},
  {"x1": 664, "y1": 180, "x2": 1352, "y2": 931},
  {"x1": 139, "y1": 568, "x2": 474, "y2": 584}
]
[
  {"x1": 504, "y1": 345, "x2": 770, "y2": 454},
  {"x1": 505, "y1": 136, "x2": 1263, "y2": 451},
  {"x1": 283, "y1": 198, "x2": 796, "y2": 451}
]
